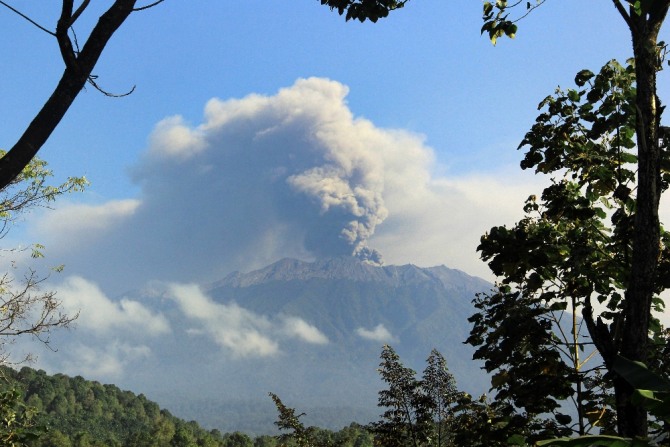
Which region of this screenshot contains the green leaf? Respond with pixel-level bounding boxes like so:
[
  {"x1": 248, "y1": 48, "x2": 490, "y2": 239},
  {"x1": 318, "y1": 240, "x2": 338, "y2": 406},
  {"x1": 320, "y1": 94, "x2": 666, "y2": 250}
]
[
  {"x1": 575, "y1": 69, "x2": 594, "y2": 86},
  {"x1": 536, "y1": 435, "x2": 645, "y2": 447},
  {"x1": 507, "y1": 434, "x2": 527, "y2": 445},
  {"x1": 613, "y1": 356, "x2": 670, "y2": 392}
]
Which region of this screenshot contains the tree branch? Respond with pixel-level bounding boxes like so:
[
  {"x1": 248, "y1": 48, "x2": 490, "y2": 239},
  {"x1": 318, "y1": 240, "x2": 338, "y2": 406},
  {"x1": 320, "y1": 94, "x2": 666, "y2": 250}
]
[
  {"x1": 0, "y1": 0, "x2": 139, "y2": 190},
  {"x1": 611, "y1": 0, "x2": 632, "y2": 30},
  {"x1": 133, "y1": 0, "x2": 165, "y2": 11},
  {"x1": 70, "y1": 0, "x2": 91, "y2": 27},
  {"x1": 0, "y1": 1, "x2": 55, "y2": 35},
  {"x1": 56, "y1": 1, "x2": 78, "y2": 72}
]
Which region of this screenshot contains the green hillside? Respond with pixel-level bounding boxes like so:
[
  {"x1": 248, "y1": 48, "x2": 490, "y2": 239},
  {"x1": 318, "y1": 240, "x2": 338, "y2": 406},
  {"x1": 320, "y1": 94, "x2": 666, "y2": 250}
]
[{"x1": 0, "y1": 365, "x2": 372, "y2": 447}]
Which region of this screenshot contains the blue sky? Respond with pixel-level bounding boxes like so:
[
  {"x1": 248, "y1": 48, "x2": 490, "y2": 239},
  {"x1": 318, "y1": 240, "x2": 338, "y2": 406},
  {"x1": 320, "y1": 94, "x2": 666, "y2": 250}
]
[
  {"x1": 0, "y1": 0, "x2": 655, "y2": 284},
  {"x1": 1, "y1": 1, "x2": 669, "y2": 384},
  {"x1": 1, "y1": 0, "x2": 634, "y2": 196}
]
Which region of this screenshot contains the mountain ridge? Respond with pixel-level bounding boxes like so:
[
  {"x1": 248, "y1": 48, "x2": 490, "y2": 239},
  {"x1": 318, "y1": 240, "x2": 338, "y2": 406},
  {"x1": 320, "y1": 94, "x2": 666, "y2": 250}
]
[
  {"x1": 38, "y1": 256, "x2": 493, "y2": 434},
  {"x1": 207, "y1": 256, "x2": 489, "y2": 291}
]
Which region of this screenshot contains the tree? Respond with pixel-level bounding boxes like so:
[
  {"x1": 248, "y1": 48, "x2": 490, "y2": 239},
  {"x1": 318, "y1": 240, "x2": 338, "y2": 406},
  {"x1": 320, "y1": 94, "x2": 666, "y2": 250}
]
[
  {"x1": 0, "y1": 387, "x2": 43, "y2": 447},
  {"x1": 479, "y1": 1, "x2": 670, "y2": 438},
  {"x1": 269, "y1": 347, "x2": 460, "y2": 447},
  {"x1": 371, "y1": 346, "x2": 463, "y2": 447},
  {"x1": 0, "y1": 153, "x2": 85, "y2": 363},
  {"x1": 421, "y1": 350, "x2": 465, "y2": 447},
  {"x1": 372, "y1": 345, "x2": 430, "y2": 447},
  {"x1": 470, "y1": 56, "x2": 670, "y2": 442},
  {"x1": 333, "y1": 0, "x2": 670, "y2": 438},
  {"x1": 269, "y1": 392, "x2": 321, "y2": 447}
]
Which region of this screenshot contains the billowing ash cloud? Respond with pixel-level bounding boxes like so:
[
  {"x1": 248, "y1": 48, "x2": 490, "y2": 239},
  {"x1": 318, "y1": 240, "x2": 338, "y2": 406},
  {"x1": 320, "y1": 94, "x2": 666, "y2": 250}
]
[
  {"x1": 138, "y1": 77, "x2": 388, "y2": 264},
  {"x1": 32, "y1": 78, "x2": 407, "y2": 291}
]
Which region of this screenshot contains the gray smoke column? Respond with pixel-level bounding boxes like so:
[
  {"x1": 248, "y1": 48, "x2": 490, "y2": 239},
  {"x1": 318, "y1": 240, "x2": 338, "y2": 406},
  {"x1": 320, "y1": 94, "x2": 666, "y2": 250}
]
[{"x1": 128, "y1": 77, "x2": 390, "y2": 281}]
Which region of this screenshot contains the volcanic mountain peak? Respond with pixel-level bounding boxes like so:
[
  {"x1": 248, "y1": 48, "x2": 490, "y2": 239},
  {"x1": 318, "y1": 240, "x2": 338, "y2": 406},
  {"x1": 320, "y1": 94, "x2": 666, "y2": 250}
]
[{"x1": 207, "y1": 256, "x2": 485, "y2": 290}]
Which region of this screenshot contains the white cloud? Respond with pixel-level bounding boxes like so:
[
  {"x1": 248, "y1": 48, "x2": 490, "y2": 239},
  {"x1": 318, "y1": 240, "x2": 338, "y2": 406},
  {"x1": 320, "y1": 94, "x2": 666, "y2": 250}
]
[
  {"x1": 168, "y1": 283, "x2": 279, "y2": 357},
  {"x1": 281, "y1": 316, "x2": 329, "y2": 344},
  {"x1": 370, "y1": 168, "x2": 547, "y2": 279},
  {"x1": 167, "y1": 283, "x2": 329, "y2": 356},
  {"x1": 356, "y1": 324, "x2": 396, "y2": 343},
  {"x1": 60, "y1": 341, "x2": 151, "y2": 379},
  {"x1": 57, "y1": 276, "x2": 170, "y2": 336}
]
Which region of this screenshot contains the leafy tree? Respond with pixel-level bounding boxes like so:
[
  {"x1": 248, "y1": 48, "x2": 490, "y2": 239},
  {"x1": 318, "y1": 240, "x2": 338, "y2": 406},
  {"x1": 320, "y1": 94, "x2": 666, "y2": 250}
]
[
  {"x1": 370, "y1": 346, "x2": 463, "y2": 447},
  {"x1": 421, "y1": 349, "x2": 461, "y2": 447},
  {"x1": 537, "y1": 356, "x2": 670, "y2": 446},
  {"x1": 327, "y1": 0, "x2": 670, "y2": 439},
  {"x1": 0, "y1": 153, "x2": 86, "y2": 365},
  {"x1": 479, "y1": 0, "x2": 670, "y2": 438},
  {"x1": 269, "y1": 347, "x2": 461, "y2": 447},
  {"x1": 469, "y1": 56, "x2": 670, "y2": 442},
  {"x1": 372, "y1": 345, "x2": 430, "y2": 447},
  {"x1": 269, "y1": 392, "x2": 323, "y2": 447},
  {"x1": 223, "y1": 432, "x2": 254, "y2": 447}
]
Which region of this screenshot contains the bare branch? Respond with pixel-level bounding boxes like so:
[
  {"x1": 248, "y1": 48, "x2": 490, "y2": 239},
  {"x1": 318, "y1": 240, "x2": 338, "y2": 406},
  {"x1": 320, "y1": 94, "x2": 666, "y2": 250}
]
[
  {"x1": 511, "y1": 0, "x2": 547, "y2": 24},
  {"x1": 611, "y1": 0, "x2": 633, "y2": 29},
  {"x1": 70, "y1": 0, "x2": 91, "y2": 27},
  {"x1": 56, "y1": 1, "x2": 79, "y2": 71},
  {"x1": 87, "y1": 75, "x2": 136, "y2": 97},
  {"x1": 0, "y1": 1, "x2": 55, "y2": 36},
  {"x1": 133, "y1": 0, "x2": 165, "y2": 11}
]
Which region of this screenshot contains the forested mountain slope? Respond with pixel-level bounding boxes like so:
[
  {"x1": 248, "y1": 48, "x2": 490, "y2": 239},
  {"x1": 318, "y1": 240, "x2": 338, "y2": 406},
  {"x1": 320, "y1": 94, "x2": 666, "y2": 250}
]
[{"x1": 1, "y1": 365, "x2": 373, "y2": 446}]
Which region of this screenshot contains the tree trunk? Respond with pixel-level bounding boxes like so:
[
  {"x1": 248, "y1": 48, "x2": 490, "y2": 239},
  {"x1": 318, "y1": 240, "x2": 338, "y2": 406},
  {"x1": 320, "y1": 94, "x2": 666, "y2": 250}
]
[{"x1": 617, "y1": 6, "x2": 667, "y2": 437}]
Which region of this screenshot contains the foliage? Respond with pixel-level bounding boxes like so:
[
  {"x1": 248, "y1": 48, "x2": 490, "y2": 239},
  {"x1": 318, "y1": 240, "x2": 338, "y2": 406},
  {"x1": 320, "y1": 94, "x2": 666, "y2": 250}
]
[
  {"x1": 318, "y1": 0, "x2": 408, "y2": 23},
  {"x1": 270, "y1": 392, "x2": 316, "y2": 447},
  {"x1": 537, "y1": 356, "x2": 670, "y2": 446},
  {"x1": 481, "y1": 0, "x2": 547, "y2": 45},
  {"x1": 371, "y1": 345, "x2": 432, "y2": 447},
  {"x1": 0, "y1": 365, "x2": 232, "y2": 447},
  {"x1": 270, "y1": 347, "x2": 461, "y2": 447},
  {"x1": 0, "y1": 153, "x2": 87, "y2": 365},
  {"x1": 479, "y1": 0, "x2": 670, "y2": 438},
  {"x1": 467, "y1": 57, "x2": 670, "y2": 441},
  {"x1": 0, "y1": 385, "x2": 43, "y2": 447},
  {"x1": 421, "y1": 349, "x2": 461, "y2": 447}
]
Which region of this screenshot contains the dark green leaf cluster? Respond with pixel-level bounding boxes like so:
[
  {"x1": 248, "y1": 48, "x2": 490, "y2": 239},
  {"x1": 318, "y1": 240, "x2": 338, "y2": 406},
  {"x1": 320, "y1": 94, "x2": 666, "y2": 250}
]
[
  {"x1": 467, "y1": 58, "x2": 670, "y2": 440},
  {"x1": 481, "y1": 0, "x2": 546, "y2": 45},
  {"x1": 319, "y1": 0, "x2": 408, "y2": 22},
  {"x1": 538, "y1": 357, "x2": 670, "y2": 446},
  {"x1": 0, "y1": 386, "x2": 44, "y2": 447}
]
